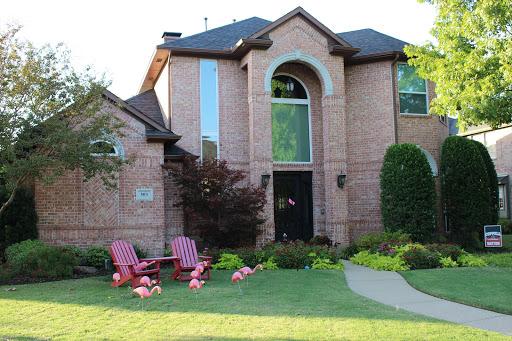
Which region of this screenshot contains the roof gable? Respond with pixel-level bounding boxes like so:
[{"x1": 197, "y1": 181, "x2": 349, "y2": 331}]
[
  {"x1": 126, "y1": 89, "x2": 165, "y2": 127},
  {"x1": 338, "y1": 29, "x2": 409, "y2": 58},
  {"x1": 249, "y1": 7, "x2": 352, "y2": 47}
]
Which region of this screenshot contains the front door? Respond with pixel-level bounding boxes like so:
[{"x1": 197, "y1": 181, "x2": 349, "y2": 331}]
[{"x1": 273, "y1": 172, "x2": 313, "y2": 242}]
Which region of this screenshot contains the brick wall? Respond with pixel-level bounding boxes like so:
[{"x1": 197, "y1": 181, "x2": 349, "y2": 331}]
[{"x1": 35, "y1": 100, "x2": 167, "y2": 256}]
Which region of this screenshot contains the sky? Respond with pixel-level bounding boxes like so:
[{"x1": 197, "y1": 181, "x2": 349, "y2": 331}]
[{"x1": 1, "y1": 0, "x2": 437, "y2": 99}]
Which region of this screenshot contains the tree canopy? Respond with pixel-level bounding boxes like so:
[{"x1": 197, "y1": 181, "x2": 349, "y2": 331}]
[
  {"x1": 405, "y1": 0, "x2": 512, "y2": 130},
  {"x1": 0, "y1": 25, "x2": 128, "y2": 216}
]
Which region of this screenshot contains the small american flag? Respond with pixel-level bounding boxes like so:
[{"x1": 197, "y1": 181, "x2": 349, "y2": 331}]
[{"x1": 288, "y1": 198, "x2": 296, "y2": 206}]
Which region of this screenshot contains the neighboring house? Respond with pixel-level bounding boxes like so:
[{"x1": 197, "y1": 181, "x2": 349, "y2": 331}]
[
  {"x1": 459, "y1": 124, "x2": 512, "y2": 220},
  {"x1": 35, "y1": 7, "x2": 448, "y2": 255}
]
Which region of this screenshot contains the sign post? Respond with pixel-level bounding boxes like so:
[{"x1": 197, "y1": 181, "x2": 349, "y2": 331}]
[{"x1": 484, "y1": 225, "x2": 503, "y2": 248}]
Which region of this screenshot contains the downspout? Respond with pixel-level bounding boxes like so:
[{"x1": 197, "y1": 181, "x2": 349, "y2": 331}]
[{"x1": 391, "y1": 53, "x2": 400, "y2": 144}]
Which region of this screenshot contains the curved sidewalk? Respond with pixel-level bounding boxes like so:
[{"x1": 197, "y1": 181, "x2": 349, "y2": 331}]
[{"x1": 343, "y1": 260, "x2": 512, "y2": 336}]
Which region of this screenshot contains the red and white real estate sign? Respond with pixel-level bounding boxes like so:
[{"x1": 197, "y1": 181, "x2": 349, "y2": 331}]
[{"x1": 484, "y1": 225, "x2": 503, "y2": 248}]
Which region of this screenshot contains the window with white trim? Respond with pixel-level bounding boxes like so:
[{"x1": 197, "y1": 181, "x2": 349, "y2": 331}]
[
  {"x1": 200, "y1": 59, "x2": 219, "y2": 161},
  {"x1": 271, "y1": 75, "x2": 311, "y2": 163},
  {"x1": 398, "y1": 63, "x2": 428, "y2": 115},
  {"x1": 91, "y1": 139, "x2": 123, "y2": 158}
]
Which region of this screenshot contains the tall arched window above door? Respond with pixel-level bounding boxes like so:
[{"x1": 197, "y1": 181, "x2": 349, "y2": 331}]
[{"x1": 271, "y1": 74, "x2": 311, "y2": 163}]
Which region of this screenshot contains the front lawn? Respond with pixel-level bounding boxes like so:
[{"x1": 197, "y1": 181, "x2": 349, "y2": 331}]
[
  {"x1": 401, "y1": 267, "x2": 512, "y2": 315},
  {"x1": 0, "y1": 270, "x2": 506, "y2": 340}
]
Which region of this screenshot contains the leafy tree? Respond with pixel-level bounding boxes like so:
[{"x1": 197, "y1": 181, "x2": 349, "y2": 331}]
[
  {"x1": 0, "y1": 25, "x2": 128, "y2": 217},
  {"x1": 405, "y1": 0, "x2": 512, "y2": 129},
  {"x1": 471, "y1": 139, "x2": 499, "y2": 225},
  {"x1": 441, "y1": 136, "x2": 490, "y2": 247},
  {"x1": 380, "y1": 144, "x2": 436, "y2": 242},
  {"x1": 168, "y1": 156, "x2": 266, "y2": 248},
  {"x1": 0, "y1": 184, "x2": 37, "y2": 255}
]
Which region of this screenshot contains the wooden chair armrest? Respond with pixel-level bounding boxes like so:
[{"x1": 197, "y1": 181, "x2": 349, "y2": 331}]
[
  {"x1": 113, "y1": 262, "x2": 136, "y2": 267},
  {"x1": 140, "y1": 257, "x2": 178, "y2": 263}
]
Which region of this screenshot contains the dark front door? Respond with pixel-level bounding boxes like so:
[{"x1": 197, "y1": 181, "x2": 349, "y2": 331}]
[{"x1": 273, "y1": 172, "x2": 313, "y2": 242}]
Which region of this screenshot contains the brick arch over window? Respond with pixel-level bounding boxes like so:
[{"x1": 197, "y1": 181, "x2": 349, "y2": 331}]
[{"x1": 264, "y1": 50, "x2": 333, "y2": 96}]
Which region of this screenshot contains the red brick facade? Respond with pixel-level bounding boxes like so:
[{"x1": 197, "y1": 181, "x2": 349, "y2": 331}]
[{"x1": 35, "y1": 12, "x2": 448, "y2": 254}]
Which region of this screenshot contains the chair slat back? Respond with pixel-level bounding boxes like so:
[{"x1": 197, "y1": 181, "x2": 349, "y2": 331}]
[
  {"x1": 171, "y1": 236, "x2": 198, "y2": 268},
  {"x1": 110, "y1": 240, "x2": 140, "y2": 277}
]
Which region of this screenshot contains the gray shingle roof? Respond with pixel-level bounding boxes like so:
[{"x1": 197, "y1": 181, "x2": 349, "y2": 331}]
[
  {"x1": 126, "y1": 89, "x2": 165, "y2": 126},
  {"x1": 159, "y1": 17, "x2": 271, "y2": 50},
  {"x1": 158, "y1": 17, "x2": 409, "y2": 57},
  {"x1": 337, "y1": 29, "x2": 409, "y2": 57}
]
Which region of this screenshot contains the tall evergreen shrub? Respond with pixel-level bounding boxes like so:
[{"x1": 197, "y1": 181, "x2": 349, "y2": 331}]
[{"x1": 380, "y1": 144, "x2": 436, "y2": 242}]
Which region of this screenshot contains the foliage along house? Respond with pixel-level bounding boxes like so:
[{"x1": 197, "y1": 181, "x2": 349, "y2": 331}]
[{"x1": 35, "y1": 7, "x2": 448, "y2": 255}]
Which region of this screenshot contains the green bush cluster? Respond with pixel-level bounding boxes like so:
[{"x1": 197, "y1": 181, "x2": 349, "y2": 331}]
[
  {"x1": 350, "y1": 251, "x2": 409, "y2": 271},
  {"x1": 210, "y1": 241, "x2": 342, "y2": 270},
  {"x1": 497, "y1": 219, "x2": 512, "y2": 235},
  {"x1": 83, "y1": 246, "x2": 110, "y2": 269},
  {"x1": 479, "y1": 253, "x2": 512, "y2": 267},
  {"x1": 380, "y1": 144, "x2": 437, "y2": 242},
  {"x1": 212, "y1": 253, "x2": 245, "y2": 270},
  {"x1": 311, "y1": 257, "x2": 344, "y2": 270},
  {"x1": 5, "y1": 240, "x2": 78, "y2": 279},
  {"x1": 401, "y1": 246, "x2": 440, "y2": 269},
  {"x1": 457, "y1": 253, "x2": 487, "y2": 267}
]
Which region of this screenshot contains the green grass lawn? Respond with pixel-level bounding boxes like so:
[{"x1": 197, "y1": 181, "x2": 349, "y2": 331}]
[
  {"x1": 0, "y1": 270, "x2": 507, "y2": 340},
  {"x1": 401, "y1": 267, "x2": 512, "y2": 315}
]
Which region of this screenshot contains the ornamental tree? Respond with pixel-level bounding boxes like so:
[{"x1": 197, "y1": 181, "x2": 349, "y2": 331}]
[
  {"x1": 0, "y1": 25, "x2": 128, "y2": 217},
  {"x1": 168, "y1": 156, "x2": 267, "y2": 248},
  {"x1": 380, "y1": 144, "x2": 436, "y2": 242},
  {"x1": 405, "y1": 0, "x2": 512, "y2": 129},
  {"x1": 441, "y1": 136, "x2": 490, "y2": 247}
]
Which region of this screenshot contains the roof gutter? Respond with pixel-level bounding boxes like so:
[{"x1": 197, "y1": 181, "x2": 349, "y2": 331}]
[{"x1": 391, "y1": 53, "x2": 400, "y2": 144}]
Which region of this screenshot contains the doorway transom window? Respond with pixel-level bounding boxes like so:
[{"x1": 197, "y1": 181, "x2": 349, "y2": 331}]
[{"x1": 271, "y1": 74, "x2": 311, "y2": 163}]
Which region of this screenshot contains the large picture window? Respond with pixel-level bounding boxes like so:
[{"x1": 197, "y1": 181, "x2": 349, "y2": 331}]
[
  {"x1": 200, "y1": 59, "x2": 219, "y2": 160},
  {"x1": 271, "y1": 75, "x2": 311, "y2": 163},
  {"x1": 398, "y1": 63, "x2": 428, "y2": 115}
]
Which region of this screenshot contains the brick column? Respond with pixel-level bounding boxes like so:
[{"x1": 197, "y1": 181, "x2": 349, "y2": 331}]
[{"x1": 322, "y1": 94, "x2": 349, "y2": 245}]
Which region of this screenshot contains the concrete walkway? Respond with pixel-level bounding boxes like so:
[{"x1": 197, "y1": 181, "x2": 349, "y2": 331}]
[{"x1": 343, "y1": 260, "x2": 512, "y2": 336}]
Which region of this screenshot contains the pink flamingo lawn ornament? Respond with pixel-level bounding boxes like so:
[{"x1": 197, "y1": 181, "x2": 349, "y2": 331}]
[
  {"x1": 132, "y1": 286, "x2": 162, "y2": 311},
  {"x1": 134, "y1": 261, "x2": 156, "y2": 272},
  {"x1": 112, "y1": 273, "x2": 121, "y2": 296},
  {"x1": 231, "y1": 271, "x2": 244, "y2": 295},
  {"x1": 190, "y1": 270, "x2": 201, "y2": 280},
  {"x1": 188, "y1": 279, "x2": 205, "y2": 302},
  {"x1": 239, "y1": 264, "x2": 263, "y2": 286}
]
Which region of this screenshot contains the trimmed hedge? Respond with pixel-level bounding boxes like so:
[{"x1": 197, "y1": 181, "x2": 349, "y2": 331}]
[
  {"x1": 380, "y1": 144, "x2": 436, "y2": 242},
  {"x1": 441, "y1": 136, "x2": 490, "y2": 247},
  {"x1": 471, "y1": 140, "x2": 499, "y2": 225}
]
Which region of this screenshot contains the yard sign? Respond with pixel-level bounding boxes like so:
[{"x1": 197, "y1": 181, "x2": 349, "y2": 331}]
[{"x1": 484, "y1": 225, "x2": 502, "y2": 248}]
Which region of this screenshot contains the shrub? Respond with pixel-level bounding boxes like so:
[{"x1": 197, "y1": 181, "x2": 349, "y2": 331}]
[
  {"x1": 168, "y1": 156, "x2": 266, "y2": 248},
  {"x1": 132, "y1": 244, "x2": 147, "y2": 259},
  {"x1": 311, "y1": 258, "x2": 344, "y2": 270},
  {"x1": 472, "y1": 140, "x2": 499, "y2": 225},
  {"x1": 479, "y1": 253, "x2": 512, "y2": 267},
  {"x1": 440, "y1": 256, "x2": 458, "y2": 268},
  {"x1": 212, "y1": 253, "x2": 245, "y2": 270},
  {"x1": 401, "y1": 246, "x2": 440, "y2": 269},
  {"x1": 350, "y1": 251, "x2": 409, "y2": 271},
  {"x1": 0, "y1": 186, "x2": 38, "y2": 255},
  {"x1": 380, "y1": 144, "x2": 436, "y2": 242},
  {"x1": 262, "y1": 256, "x2": 279, "y2": 270},
  {"x1": 425, "y1": 243, "x2": 463, "y2": 260},
  {"x1": 5, "y1": 240, "x2": 78, "y2": 278},
  {"x1": 60, "y1": 245, "x2": 84, "y2": 264},
  {"x1": 83, "y1": 245, "x2": 110, "y2": 269},
  {"x1": 274, "y1": 241, "x2": 311, "y2": 269},
  {"x1": 498, "y1": 219, "x2": 512, "y2": 235},
  {"x1": 309, "y1": 235, "x2": 332, "y2": 246},
  {"x1": 457, "y1": 253, "x2": 487, "y2": 267},
  {"x1": 339, "y1": 244, "x2": 359, "y2": 260},
  {"x1": 355, "y1": 231, "x2": 411, "y2": 252},
  {"x1": 441, "y1": 136, "x2": 491, "y2": 247}
]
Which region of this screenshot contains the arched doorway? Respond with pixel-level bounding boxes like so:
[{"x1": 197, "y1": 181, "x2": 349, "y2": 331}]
[{"x1": 271, "y1": 74, "x2": 313, "y2": 242}]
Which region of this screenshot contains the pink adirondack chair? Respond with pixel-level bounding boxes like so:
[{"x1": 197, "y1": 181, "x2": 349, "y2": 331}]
[
  {"x1": 170, "y1": 236, "x2": 212, "y2": 281},
  {"x1": 109, "y1": 240, "x2": 176, "y2": 288}
]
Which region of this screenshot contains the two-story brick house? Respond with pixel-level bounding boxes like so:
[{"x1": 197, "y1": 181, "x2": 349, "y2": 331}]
[{"x1": 35, "y1": 7, "x2": 448, "y2": 255}]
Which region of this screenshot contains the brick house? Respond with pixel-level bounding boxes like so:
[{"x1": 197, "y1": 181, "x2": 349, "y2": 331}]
[{"x1": 35, "y1": 7, "x2": 448, "y2": 255}]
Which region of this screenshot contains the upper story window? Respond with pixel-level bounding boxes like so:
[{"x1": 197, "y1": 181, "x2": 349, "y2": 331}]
[
  {"x1": 200, "y1": 59, "x2": 219, "y2": 161},
  {"x1": 398, "y1": 63, "x2": 428, "y2": 115},
  {"x1": 271, "y1": 75, "x2": 311, "y2": 163}
]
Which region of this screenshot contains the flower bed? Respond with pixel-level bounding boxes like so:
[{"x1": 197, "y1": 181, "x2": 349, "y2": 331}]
[{"x1": 347, "y1": 232, "x2": 488, "y2": 271}]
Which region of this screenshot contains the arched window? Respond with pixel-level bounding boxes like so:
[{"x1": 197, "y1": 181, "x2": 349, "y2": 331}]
[
  {"x1": 271, "y1": 74, "x2": 311, "y2": 163},
  {"x1": 91, "y1": 138, "x2": 124, "y2": 158},
  {"x1": 418, "y1": 147, "x2": 438, "y2": 177}
]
